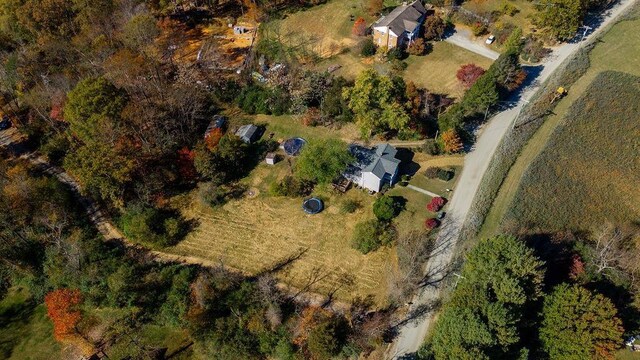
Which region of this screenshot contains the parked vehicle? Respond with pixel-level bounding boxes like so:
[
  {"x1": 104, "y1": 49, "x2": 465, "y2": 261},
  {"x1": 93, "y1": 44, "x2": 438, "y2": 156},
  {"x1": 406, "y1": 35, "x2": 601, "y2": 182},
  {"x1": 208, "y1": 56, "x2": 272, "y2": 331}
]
[
  {"x1": 485, "y1": 35, "x2": 496, "y2": 44},
  {"x1": 0, "y1": 115, "x2": 11, "y2": 130}
]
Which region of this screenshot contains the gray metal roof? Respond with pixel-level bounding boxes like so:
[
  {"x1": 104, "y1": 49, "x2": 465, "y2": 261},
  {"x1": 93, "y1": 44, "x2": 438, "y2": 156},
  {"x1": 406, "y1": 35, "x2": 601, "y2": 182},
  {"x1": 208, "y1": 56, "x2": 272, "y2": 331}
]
[
  {"x1": 346, "y1": 143, "x2": 400, "y2": 181},
  {"x1": 235, "y1": 124, "x2": 259, "y2": 143},
  {"x1": 373, "y1": 1, "x2": 427, "y2": 36}
]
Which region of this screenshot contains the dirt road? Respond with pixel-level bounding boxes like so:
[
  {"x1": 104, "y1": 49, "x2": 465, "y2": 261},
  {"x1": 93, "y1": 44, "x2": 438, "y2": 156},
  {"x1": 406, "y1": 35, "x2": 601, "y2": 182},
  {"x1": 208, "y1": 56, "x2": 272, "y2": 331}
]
[{"x1": 389, "y1": 0, "x2": 638, "y2": 357}]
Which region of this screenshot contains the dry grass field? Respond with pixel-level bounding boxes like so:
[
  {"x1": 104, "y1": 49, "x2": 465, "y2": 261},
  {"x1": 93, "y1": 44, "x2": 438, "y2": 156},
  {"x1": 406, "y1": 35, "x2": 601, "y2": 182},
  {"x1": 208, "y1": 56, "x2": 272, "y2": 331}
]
[
  {"x1": 461, "y1": 0, "x2": 538, "y2": 34},
  {"x1": 480, "y1": 12, "x2": 640, "y2": 237},
  {"x1": 268, "y1": 0, "x2": 373, "y2": 57},
  {"x1": 500, "y1": 71, "x2": 640, "y2": 232},
  {"x1": 168, "y1": 159, "x2": 396, "y2": 305},
  {"x1": 167, "y1": 146, "x2": 462, "y2": 305}
]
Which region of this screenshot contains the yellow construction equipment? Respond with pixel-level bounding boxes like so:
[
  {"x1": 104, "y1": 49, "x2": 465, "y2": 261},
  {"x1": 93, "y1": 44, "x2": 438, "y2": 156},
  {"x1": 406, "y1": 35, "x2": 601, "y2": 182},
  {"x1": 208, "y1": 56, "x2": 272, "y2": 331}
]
[{"x1": 551, "y1": 86, "x2": 568, "y2": 103}]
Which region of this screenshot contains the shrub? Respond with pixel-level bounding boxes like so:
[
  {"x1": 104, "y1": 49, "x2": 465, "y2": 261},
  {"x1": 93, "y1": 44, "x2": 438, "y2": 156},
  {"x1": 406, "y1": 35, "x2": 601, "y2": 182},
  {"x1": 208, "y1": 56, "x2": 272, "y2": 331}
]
[
  {"x1": 441, "y1": 129, "x2": 463, "y2": 153},
  {"x1": 389, "y1": 59, "x2": 408, "y2": 74},
  {"x1": 501, "y1": 2, "x2": 519, "y2": 16},
  {"x1": 340, "y1": 199, "x2": 361, "y2": 214},
  {"x1": 120, "y1": 203, "x2": 185, "y2": 247},
  {"x1": 269, "y1": 175, "x2": 313, "y2": 197},
  {"x1": 352, "y1": 17, "x2": 367, "y2": 36},
  {"x1": 424, "y1": 167, "x2": 455, "y2": 181},
  {"x1": 351, "y1": 220, "x2": 396, "y2": 254},
  {"x1": 373, "y1": 195, "x2": 405, "y2": 221},
  {"x1": 456, "y1": 64, "x2": 486, "y2": 89},
  {"x1": 360, "y1": 38, "x2": 376, "y2": 57},
  {"x1": 198, "y1": 182, "x2": 228, "y2": 207},
  {"x1": 471, "y1": 22, "x2": 488, "y2": 36},
  {"x1": 427, "y1": 197, "x2": 446, "y2": 212},
  {"x1": 407, "y1": 38, "x2": 427, "y2": 56},
  {"x1": 425, "y1": 218, "x2": 440, "y2": 230},
  {"x1": 387, "y1": 47, "x2": 406, "y2": 61},
  {"x1": 423, "y1": 139, "x2": 441, "y2": 155}
]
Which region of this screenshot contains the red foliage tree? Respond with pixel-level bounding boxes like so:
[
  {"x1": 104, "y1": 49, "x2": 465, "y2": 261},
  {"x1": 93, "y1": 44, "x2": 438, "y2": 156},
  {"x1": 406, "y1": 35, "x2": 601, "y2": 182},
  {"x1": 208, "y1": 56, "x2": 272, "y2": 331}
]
[
  {"x1": 569, "y1": 254, "x2": 585, "y2": 280},
  {"x1": 177, "y1": 147, "x2": 197, "y2": 181},
  {"x1": 426, "y1": 197, "x2": 446, "y2": 212},
  {"x1": 44, "y1": 288, "x2": 82, "y2": 340},
  {"x1": 352, "y1": 17, "x2": 367, "y2": 36},
  {"x1": 456, "y1": 64, "x2": 486, "y2": 89},
  {"x1": 425, "y1": 218, "x2": 440, "y2": 230}
]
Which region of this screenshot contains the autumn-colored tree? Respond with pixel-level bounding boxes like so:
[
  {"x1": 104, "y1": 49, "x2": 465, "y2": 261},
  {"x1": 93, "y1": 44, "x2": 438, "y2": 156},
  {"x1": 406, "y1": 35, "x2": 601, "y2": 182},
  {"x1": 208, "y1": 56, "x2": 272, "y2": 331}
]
[
  {"x1": 44, "y1": 288, "x2": 82, "y2": 340},
  {"x1": 301, "y1": 107, "x2": 322, "y2": 126},
  {"x1": 205, "y1": 127, "x2": 223, "y2": 150},
  {"x1": 427, "y1": 197, "x2": 446, "y2": 212},
  {"x1": 568, "y1": 254, "x2": 585, "y2": 280},
  {"x1": 294, "y1": 307, "x2": 348, "y2": 359},
  {"x1": 407, "y1": 38, "x2": 427, "y2": 56},
  {"x1": 456, "y1": 64, "x2": 486, "y2": 89},
  {"x1": 352, "y1": 17, "x2": 367, "y2": 36},
  {"x1": 366, "y1": 0, "x2": 384, "y2": 16},
  {"x1": 177, "y1": 147, "x2": 197, "y2": 182},
  {"x1": 423, "y1": 16, "x2": 446, "y2": 41},
  {"x1": 540, "y1": 285, "x2": 624, "y2": 360},
  {"x1": 405, "y1": 81, "x2": 422, "y2": 117},
  {"x1": 425, "y1": 218, "x2": 440, "y2": 230},
  {"x1": 441, "y1": 129, "x2": 463, "y2": 153}
]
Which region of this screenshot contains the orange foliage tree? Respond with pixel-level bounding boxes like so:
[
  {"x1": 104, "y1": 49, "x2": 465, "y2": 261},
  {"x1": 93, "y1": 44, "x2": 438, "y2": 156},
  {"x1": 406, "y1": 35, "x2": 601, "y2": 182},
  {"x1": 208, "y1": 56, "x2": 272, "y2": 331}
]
[
  {"x1": 441, "y1": 129, "x2": 463, "y2": 153},
  {"x1": 352, "y1": 17, "x2": 367, "y2": 36},
  {"x1": 44, "y1": 288, "x2": 82, "y2": 340},
  {"x1": 204, "y1": 127, "x2": 223, "y2": 150}
]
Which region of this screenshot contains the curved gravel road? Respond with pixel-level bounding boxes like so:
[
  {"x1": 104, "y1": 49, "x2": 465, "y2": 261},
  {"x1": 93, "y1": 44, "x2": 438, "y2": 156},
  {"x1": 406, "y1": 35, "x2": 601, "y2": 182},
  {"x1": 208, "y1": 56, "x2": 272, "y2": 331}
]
[{"x1": 389, "y1": 0, "x2": 638, "y2": 357}]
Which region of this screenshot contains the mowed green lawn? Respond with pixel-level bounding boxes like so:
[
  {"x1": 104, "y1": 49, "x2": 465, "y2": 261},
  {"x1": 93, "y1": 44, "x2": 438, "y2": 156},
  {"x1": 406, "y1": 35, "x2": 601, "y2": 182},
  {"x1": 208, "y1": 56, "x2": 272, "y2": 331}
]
[
  {"x1": 0, "y1": 288, "x2": 59, "y2": 360},
  {"x1": 481, "y1": 11, "x2": 640, "y2": 236},
  {"x1": 321, "y1": 42, "x2": 494, "y2": 97}
]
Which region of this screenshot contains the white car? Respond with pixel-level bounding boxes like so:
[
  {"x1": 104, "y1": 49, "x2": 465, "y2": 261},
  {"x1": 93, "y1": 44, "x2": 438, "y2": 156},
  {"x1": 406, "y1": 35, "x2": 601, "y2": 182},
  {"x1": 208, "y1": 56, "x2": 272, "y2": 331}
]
[{"x1": 485, "y1": 35, "x2": 496, "y2": 45}]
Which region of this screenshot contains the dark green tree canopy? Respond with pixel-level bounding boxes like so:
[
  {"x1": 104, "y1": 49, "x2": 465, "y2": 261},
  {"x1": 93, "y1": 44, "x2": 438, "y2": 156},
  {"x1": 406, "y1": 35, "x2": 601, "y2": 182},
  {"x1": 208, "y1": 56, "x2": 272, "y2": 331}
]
[{"x1": 64, "y1": 77, "x2": 129, "y2": 143}]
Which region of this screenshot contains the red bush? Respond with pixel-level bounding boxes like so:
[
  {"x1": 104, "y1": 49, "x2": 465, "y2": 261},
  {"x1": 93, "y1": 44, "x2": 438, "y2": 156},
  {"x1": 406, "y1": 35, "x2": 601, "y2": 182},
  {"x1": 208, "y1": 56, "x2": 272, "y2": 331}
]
[
  {"x1": 456, "y1": 63, "x2": 486, "y2": 89},
  {"x1": 569, "y1": 254, "x2": 585, "y2": 280},
  {"x1": 425, "y1": 218, "x2": 440, "y2": 230},
  {"x1": 426, "y1": 197, "x2": 446, "y2": 212},
  {"x1": 177, "y1": 147, "x2": 197, "y2": 181}
]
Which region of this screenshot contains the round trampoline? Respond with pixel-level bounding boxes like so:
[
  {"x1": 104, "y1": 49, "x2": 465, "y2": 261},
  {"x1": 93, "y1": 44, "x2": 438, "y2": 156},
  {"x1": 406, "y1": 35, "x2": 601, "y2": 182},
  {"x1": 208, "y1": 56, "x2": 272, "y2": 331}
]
[
  {"x1": 302, "y1": 197, "x2": 324, "y2": 215},
  {"x1": 283, "y1": 137, "x2": 307, "y2": 156}
]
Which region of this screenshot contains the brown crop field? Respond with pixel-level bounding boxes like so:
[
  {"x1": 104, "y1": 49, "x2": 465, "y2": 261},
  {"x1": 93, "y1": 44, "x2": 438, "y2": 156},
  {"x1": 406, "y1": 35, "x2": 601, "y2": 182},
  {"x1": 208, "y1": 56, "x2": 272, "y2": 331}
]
[
  {"x1": 168, "y1": 160, "x2": 396, "y2": 306},
  {"x1": 501, "y1": 71, "x2": 640, "y2": 232}
]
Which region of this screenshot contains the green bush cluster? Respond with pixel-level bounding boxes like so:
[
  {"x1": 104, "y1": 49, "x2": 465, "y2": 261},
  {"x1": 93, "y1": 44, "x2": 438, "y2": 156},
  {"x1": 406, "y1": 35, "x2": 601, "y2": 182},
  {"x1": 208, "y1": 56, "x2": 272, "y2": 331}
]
[
  {"x1": 424, "y1": 167, "x2": 455, "y2": 181},
  {"x1": 340, "y1": 199, "x2": 361, "y2": 214},
  {"x1": 237, "y1": 83, "x2": 291, "y2": 115},
  {"x1": 269, "y1": 175, "x2": 313, "y2": 197},
  {"x1": 351, "y1": 219, "x2": 397, "y2": 254},
  {"x1": 119, "y1": 203, "x2": 186, "y2": 247},
  {"x1": 373, "y1": 195, "x2": 405, "y2": 221}
]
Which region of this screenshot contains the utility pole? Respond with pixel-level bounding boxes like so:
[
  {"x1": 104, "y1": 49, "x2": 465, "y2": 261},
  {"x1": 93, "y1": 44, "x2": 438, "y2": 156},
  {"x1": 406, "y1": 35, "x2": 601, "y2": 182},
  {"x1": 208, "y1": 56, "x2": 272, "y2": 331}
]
[{"x1": 512, "y1": 99, "x2": 530, "y2": 130}]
